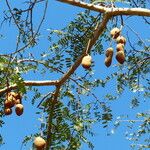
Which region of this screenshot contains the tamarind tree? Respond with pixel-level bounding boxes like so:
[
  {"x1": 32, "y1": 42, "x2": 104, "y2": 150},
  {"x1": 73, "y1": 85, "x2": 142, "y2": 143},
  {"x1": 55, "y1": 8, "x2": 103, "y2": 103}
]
[{"x1": 0, "y1": 0, "x2": 150, "y2": 149}]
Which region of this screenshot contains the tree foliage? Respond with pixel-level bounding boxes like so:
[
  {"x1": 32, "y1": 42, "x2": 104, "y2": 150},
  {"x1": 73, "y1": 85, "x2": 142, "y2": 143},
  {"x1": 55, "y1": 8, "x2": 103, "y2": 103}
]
[{"x1": 0, "y1": 0, "x2": 150, "y2": 150}]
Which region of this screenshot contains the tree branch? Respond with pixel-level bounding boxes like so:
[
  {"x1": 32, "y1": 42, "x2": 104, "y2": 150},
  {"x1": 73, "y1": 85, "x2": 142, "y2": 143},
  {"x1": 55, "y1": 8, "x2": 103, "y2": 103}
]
[
  {"x1": 0, "y1": 80, "x2": 59, "y2": 96},
  {"x1": 57, "y1": 0, "x2": 150, "y2": 17},
  {"x1": 45, "y1": 85, "x2": 61, "y2": 150},
  {"x1": 57, "y1": 0, "x2": 106, "y2": 13}
]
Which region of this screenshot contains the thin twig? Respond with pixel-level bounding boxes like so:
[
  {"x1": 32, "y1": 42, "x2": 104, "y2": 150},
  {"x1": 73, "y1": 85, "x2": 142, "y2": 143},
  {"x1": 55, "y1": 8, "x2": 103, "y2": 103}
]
[
  {"x1": 9, "y1": 0, "x2": 48, "y2": 55},
  {"x1": 126, "y1": 24, "x2": 147, "y2": 47}
]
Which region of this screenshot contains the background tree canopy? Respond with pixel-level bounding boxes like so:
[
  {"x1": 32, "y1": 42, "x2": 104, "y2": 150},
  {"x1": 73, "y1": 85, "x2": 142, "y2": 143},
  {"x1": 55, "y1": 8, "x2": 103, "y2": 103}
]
[{"x1": 0, "y1": 0, "x2": 150, "y2": 150}]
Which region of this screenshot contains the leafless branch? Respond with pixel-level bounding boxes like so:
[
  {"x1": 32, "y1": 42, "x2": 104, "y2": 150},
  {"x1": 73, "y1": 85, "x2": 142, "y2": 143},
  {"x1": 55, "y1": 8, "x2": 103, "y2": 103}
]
[
  {"x1": 0, "y1": 80, "x2": 59, "y2": 96},
  {"x1": 10, "y1": 0, "x2": 48, "y2": 55},
  {"x1": 57, "y1": 0, "x2": 150, "y2": 17}
]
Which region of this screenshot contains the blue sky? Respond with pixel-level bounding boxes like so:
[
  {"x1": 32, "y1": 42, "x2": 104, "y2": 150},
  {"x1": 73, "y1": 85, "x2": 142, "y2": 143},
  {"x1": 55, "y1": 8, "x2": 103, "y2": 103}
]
[{"x1": 0, "y1": 1, "x2": 150, "y2": 150}]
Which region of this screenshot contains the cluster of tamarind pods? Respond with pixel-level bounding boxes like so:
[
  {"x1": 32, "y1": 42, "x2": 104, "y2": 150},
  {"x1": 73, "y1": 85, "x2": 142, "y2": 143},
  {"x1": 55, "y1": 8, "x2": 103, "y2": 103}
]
[
  {"x1": 4, "y1": 92, "x2": 46, "y2": 149},
  {"x1": 4, "y1": 91, "x2": 46, "y2": 149},
  {"x1": 105, "y1": 27, "x2": 126, "y2": 67},
  {"x1": 4, "y1": 91, "x2": 24, "y2": 116},
  {"x1": 81, "y1": 27, "x2": 126, "y2": 69}
]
